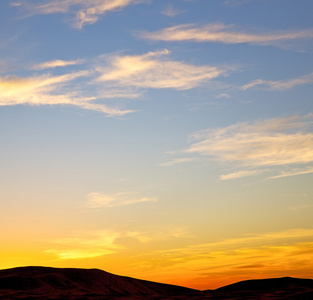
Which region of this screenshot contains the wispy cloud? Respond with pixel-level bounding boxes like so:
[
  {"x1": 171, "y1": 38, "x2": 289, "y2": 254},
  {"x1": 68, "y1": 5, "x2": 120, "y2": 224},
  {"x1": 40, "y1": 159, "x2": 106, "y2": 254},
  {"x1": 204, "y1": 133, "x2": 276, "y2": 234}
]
[
  {"x1": 161, "y1": 4, "x2": 185, "y2": 17},
  {"x1": 0, "y1": 71, "x2": 133, "y2": 116},
  {"x1": 170, "y1": 228, "x2": 313, "y2": 252},
  {"x1": 186, "y1": 114, "x2": 313, "y2": 167},
  {"x1": 33, "y1": 59, "x2": 83, "y2": 70},
  {"x1": 46, "y1": 230, "x2": 124, "y2": 260},
  {"x1": 96, "y1": 49, "x2": 227, "y2": 90},
  {"x1": 270, "y1": 166, "x2": 313, "y2": 179},
  {"x1": 215, "y1": 93, "x2": 231, "y2": 99},
  {"x1": 46, "y1": 227, "x2": 189, "y2": 260},
  {"x1": 86, "y1": 192, "x2": 158, "y2": 208},
  {"x1": 220, "y1": 169, "x2": 266, "y2": 180},
  {"x1": 10, "y1": 2, "x2": 22, "y2": 7},
  {"x1": 127, "y1": 228, "x2": 313, "y2": 289},
  {"x1": 241, "y1": 72, "x2": 313, "y2": 90},
  {"x1": 160, "y1": 157, "x2": 196, "y2": 167},
  {"x1": 289, "y1": 203, "x2": 313, "y2": 211},
  {"x1": 165, "y1": 114, "x2": 313, "y2": 179},
  {"x1": 224, "y1": 0, "x2": 271, "y2": 6},
  {"x1": 21, "y1": 0, "x2": 146, "y2": 28},
  {"x1": 1, "y1": 49, "x2": 223, "y2": 114},
  {"x1": 139, "y1": 23, "x2": 313, "y2": 46}
]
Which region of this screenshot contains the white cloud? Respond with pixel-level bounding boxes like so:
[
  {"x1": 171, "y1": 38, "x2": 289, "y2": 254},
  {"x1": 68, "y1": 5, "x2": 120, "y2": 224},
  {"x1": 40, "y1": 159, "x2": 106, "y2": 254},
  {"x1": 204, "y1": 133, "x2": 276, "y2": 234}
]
[
  {"x1": 139, "y1": 23, "x2": 313, "y2": 46},
  {"x1": 46, "y1": 248, "x2": 115, "y2": 259},
  {"x1": 0, "y1": 71, "x2": 133, "y2": 116},
  {"x1": 96, "y1": 49, "x2": 227, "y2": 90},
  {"x1": 174, "y1": 114, "x2": 313, "y2": 179},
  {"x1": 241, "y1": 72, "x2": 313, "y2": 91},
  {"x1": 161, "y1": 4, "x2": 185, "y2": 17},
  {"x1": 86, "y1": 192, "x2": 157, "y2": 208},
  {"x1": 1, "y1": 50, "x2": 222, "y2": 114},
  {"x1": 0, "y1": 71, "x2": 88, "y2": 102},
  {"x1": 46, "y1": 228, "x2": 189, "y2": 260},
  {"x1": 22, "y1": 0, "x2": 146, "y2": 28},
  {"x1": 130, "y1": 227, "x2": 313, "y2": 288},
  {"x1": 186, "y1": 114, "x2": 313, "y2": 167},
  {"x1": 215, "y1": 93, "x2": 231, "y2": 99},
  {"x1": 46, "y1": 230, "x2": 124, "y2": 260},
  {"x1": 270, "y1": 166, "x2": 313, "y2": 179},
  {"x1": 220, "y1": 169, "x2": 266, "y2": 180},
  {"x1": 10, "y1": 2, "x2": 22, "y2": 7},
  {"x1": 224, "y1": 0, "x2": 271, "y2": 6},
  {"x1": 33, "y1": 59, "x2": 83, "y2": 70},
  {"x1": 160, "y1": 157, "x2": 196, "y2": 167}
]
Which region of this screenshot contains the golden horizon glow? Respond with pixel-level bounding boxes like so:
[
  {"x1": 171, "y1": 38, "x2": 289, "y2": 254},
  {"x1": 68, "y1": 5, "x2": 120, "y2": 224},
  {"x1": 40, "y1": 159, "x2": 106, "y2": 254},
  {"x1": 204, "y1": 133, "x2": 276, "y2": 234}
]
[{"x1": 1, "y1": 0, "x2": 313, "y2": 291}]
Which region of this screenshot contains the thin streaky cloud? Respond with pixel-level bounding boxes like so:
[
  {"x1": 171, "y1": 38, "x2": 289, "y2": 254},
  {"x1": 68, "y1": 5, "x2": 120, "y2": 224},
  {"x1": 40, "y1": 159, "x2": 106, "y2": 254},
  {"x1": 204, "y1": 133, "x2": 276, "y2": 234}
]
[
  {"x1": 33, "y1": 59, "x2": 83, "y2": 70},
  {"x1": 46, "y1": 248, "x2": 115, "y2": 259},
  {"x1": 96, "y1": 49, "x2": 228, "y2": 90},
  {"x1": 220, "y1": 169, "x2": 265, "y2": 180},
  {"x1": 187, "y1": 114, "x2": 313, "y2": 166},
  {"x1": 0, "y1": 71, "x2": 133, "y2": 116},
  {"x1": 139, "y1": 23, "x2": 313, "y2": 46},
  {"x1": 181, "y1": 114, "x2": 313, "y2": 178},
  {"x1": 215, "y1": 93, "x2": 231, "y2": 99},
  {"x1": 269, "y1": 166, "x2": 313, "y2": 179},
  {"x1": 0, "y1": 71, "x2": 89, "y2": 99},
  {"x1": 160, "y1": 157, "x2": 196, "y2": 167},
  {"x1": 45, "y1": 230, "x2": 124, "y2": 260},
  {"x1": 122, "y1": 197, "x2": 158, "y2": 205},
  {"x1": 162, "y1": 228, "x2": 313, "y2": 252},
  {"x1": 46, "y1": 227, "x2": 190, "y2": 260},
  {"x1": 21, "y1": 0, "x2": 146, "y2": 28},
  {"x1": 241, "y1": 72, "x2": 313, "y2": 90},
  {"x1": 132, "y1": 228, "x2": 313, "y2": 283},
  {"x1": 224, "y1": 0, "x2": 272, "y2": 6},
  {"x1": 189, "y1": 114, "x2": 313, "y2": 141},
  {"x1": 161, "y1": 4, "x2": 185, "y2": 17},
  {"x1": 76, "y1": 102, "x2": 134, "y2": 116},
  {"x1": 98, "y1": 89, "x2": 142, "y2": 99},
  {"x1": 10, "y1": 2, "x2": 22, "y2": 7},
  {"x1": 86, "y1": 192, "x2": 157, "y2": 208}
]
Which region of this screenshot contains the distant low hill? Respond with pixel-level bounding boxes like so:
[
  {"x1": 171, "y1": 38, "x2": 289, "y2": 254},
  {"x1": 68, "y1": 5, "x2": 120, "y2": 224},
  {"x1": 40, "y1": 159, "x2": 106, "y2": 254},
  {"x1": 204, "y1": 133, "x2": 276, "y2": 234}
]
[
  {"x1": 208, "y1": 276, "x2": 313, "y2": 299},
  {"x1": 0, "y1": 266, "x2": 313, "y2": 299},
  {"x1": 0, "y1": 266, "x2": 200, "y2": 299}
]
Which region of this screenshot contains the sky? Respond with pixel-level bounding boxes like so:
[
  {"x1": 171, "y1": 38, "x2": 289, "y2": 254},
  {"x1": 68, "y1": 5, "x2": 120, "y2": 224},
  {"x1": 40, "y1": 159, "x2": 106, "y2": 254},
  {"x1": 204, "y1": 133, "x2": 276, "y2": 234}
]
[{"x1": 1, "y1": 0, "x2": 313, "y2": 290}]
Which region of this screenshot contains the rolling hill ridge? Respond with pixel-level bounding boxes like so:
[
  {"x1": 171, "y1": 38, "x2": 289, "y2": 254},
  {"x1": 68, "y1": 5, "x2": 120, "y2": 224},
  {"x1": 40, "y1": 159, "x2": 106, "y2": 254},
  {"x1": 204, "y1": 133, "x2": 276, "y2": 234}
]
[{"x1": 0, "y1": 266, "x2": 313, "y2": 299}]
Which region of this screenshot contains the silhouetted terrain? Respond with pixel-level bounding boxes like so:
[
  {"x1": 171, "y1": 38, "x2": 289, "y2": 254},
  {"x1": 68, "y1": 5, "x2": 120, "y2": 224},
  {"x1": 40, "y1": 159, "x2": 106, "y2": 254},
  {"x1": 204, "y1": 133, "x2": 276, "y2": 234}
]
[
  {"x1": 0, "y1": 266, "x2": 313, "y2": 299},
  {"x1": 207, "y1": 277, "x2": 313, "y2": 299}
]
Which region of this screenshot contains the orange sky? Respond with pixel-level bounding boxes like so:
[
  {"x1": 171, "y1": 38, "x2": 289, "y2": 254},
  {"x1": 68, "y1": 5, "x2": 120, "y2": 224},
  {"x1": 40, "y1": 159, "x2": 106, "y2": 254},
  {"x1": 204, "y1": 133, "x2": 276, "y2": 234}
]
[{"x1": 1, "y1": 0, "x2": 313, "y2": 290}]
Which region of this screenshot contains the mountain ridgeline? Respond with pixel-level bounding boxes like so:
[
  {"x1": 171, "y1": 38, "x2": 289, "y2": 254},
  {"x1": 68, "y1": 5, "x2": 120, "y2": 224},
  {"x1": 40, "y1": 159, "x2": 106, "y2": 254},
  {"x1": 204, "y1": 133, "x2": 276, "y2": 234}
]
[{"x1": 0, "y1": 266, "x2": 313, "y2": 299}]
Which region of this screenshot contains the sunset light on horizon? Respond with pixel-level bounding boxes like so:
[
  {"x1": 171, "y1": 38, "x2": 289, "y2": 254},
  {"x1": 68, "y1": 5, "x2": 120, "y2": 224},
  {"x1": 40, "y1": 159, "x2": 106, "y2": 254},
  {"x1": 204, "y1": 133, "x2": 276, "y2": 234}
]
[{"x1": 1, "y1": 0, "x2": 313, "y2": 290}]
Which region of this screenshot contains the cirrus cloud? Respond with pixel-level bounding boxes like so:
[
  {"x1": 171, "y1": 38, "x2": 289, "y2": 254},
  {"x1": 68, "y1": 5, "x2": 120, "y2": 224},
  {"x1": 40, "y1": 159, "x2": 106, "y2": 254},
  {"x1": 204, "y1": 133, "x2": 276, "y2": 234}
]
[
  {"x1": 186, "y1": 114, "x2": 313, "y2": 167},
  {"x1": 241, "y1": 72, "x2": 313, "y2": 91},
  {"x1": 86, "y1": 192, "x2": 158, "y2": 208},
  {"x1": 0, "y1": 71, "x2": 133, "y2": 116},
  {"x1": 139, "y1": 23, "x2": 313, "y2": 47},
  {"x1": 96, "y1": 49, "x2": 228, "y2": 90},
  {"x1": 32, "y1": 59, "x2": 84, "y2": 70},
  {"x1": 164, "y1": 114, "x2": 313, "y2": 180},
  {"x1": 128, "y1": 228, "x2": 313, "y2": 289},
  {"x1": 20, "y1": 0, "x2": 146, "y2": 28}
]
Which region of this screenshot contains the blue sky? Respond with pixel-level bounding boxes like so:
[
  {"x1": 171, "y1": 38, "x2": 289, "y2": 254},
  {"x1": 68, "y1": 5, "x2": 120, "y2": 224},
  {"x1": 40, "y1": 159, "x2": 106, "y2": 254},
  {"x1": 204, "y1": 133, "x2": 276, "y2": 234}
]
[{"x1": 1, "y1": 0, "x2": 313, "y2": 289}]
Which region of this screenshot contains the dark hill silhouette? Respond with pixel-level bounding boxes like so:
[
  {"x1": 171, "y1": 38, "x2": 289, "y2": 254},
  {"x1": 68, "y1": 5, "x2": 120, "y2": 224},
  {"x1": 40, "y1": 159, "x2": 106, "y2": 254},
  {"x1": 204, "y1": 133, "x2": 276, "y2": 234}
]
[
  {"x1": 206, "y1": 276, "x2": 313, "y2": 299},
  {"x1": 215, "y1": 276, "x2": 313, "y2": 292},
  {"x1": 0, "y1": 266, "x2": 201, "y2": 299},
  {"x1": 0, "y1": 266, "x2": 313, "y2": 299}
]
